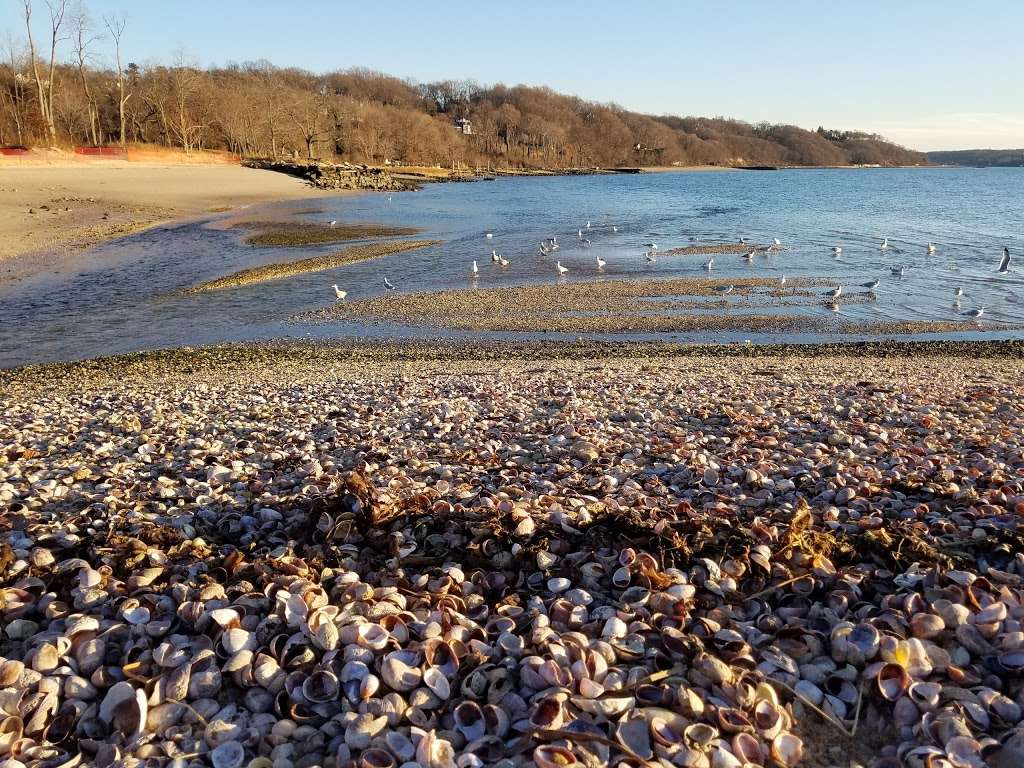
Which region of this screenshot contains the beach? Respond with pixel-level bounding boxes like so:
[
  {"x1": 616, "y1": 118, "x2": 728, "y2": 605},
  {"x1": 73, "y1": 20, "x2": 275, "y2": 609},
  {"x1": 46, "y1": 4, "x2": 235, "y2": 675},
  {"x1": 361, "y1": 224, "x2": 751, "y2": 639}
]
[
  {"x1": 0, "y1": 152, "x2": 327, "y2": 263},
  {"x1": 2, "y1": 339, "x2": 1023, "y2": 768}
]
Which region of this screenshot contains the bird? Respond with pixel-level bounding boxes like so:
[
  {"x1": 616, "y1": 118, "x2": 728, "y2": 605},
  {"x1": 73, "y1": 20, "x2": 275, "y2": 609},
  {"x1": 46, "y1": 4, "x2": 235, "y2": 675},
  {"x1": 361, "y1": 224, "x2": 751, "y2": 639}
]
[
  {"x1": 578, "y1": 229, "x2": 584, "y2": 240},
  {"x1": 332, "y1": 284, "x2": 347, "y2": 300},
  {"x1": 645, "y1": 242, "x2": 658, "y2": 249},
  {"x1": 880, "y1": 238, "x2": 890, "y2": 250},
  {"x1": 954, "y1": 287, "x2": 963, "y2": 298},
  {"x1": 964, "y1": 307, "x2": 985, "y2": 318},
  {"x1": 581, "y1": 238, "x2": 591, "y2": 247},
  {"x1": 612, "y1": 225, "x2": 618, "y2": 233},
  {"x1": 383, "y1": 277, "x2": 396, "y2": 290},
  {"x1": 596, "y1": 256, "x2": 607, "y2": 270},
  {"x1": 891, "y1": 265, "x2": 906, "y2": 277},
  {"x1": 773, "y1": 238, "x2": 781, "y2": 247},
  {"x1": 387, "y1": 196, "x2": 392, "y2": 202},
  {"x1": 556, "y1": 261, "x2": 568, "y2": 275},
  {"x1": 498, "y1": 256, "x2": 510, "y2": 267},
  {"x1": 927, "y1": 242, "x2": 937, "y2": 254},
  {"x1": 329, "y1": 220, "x2": 337, "y2": 228},
  {"x1": 742, "y1": 250, "x2": 755, "y2": 261},
  {"x1": 717, "y1": 285, "x2": 734, "y2": 295},
  {"x1": 485, "y1": 233, "x2": 493, "y2": 239},
  {"x1": 827, "y1": 286, "x2": 843, "y2": 299},
  {"x1": 586, "y1": 221, "x2": 591, "y2": 229},
  {"x1": 779, "y1": 275, "x2": 787, "y2": 288},
  {"x1": 491, "y1": 249, "x2": 500, "y2": 263},
  {"x1": 862, "y1": 278, "x2": 880, "y2": 290},
  {"x1": 832, "y1": 246, "x2": 843, "y2": 256},
  {"x1": 539, "y1": 244, "x2": 551, "y2": 256},
  {"x1": 471, "y1": 260, "x2": 478, "y2": 275},
  {"x1": 645, "y1": 250, "x2": 656, "y2": 263},
  {"x1": 999, "y1": 247, "x2": 1011, "y2": 273},
  {"x1": 703, "y1": 257, "x2": 714, "y2": 269},
  {"x1": 739, "y1": 237, "x2": 748, "y2": 244}
]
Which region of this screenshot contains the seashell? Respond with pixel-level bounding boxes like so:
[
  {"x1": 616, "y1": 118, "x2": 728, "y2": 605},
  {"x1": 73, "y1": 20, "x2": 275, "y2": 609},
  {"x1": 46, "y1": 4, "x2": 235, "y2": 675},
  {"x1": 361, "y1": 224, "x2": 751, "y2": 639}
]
[
  {"x1": 529, "y1": 697, "x2": 564, "y2": 730},
  {"x1": 302, "y1": 669, "x2": 340, "y2": 703},
  {"x1": 423, "y1": 667, "x2": 451, "y2": 700},
  {"x1": 99, "y1": 681, "x2": 147, "y2": 737},
  {"x1": 910, "y1": 612, "x2": 945, "y2": 639},
  {"x1": 771, "y1": 733, "x2": 804, "y2": 767},
  {"x1": 360, "y1": 748, "x2": 397, "y2": 768},
  {"x1": 385, "y1": 731, "x2": 416, "y2": 762},
  {"x1": 616, "y1": 712, "x2": 653, "y2": 760},
  {"x1": 211, "y1": 741, "x2": 246, "y2": 768},
  {"x1": 453, "y1": 701, "x2": 486, "y2": 742},
  {"x1": 380, "y1": 651, "x2": 422, "y2": 692},
  {"x1": 684, "y1": 722, "x2": 717, "y2": 748},
  {"x1": 877, "y1": 662, "x2": 911, "y2": 701},
  {"x1": 533, "y1": 745, "x2": 577, "y2": 768}
]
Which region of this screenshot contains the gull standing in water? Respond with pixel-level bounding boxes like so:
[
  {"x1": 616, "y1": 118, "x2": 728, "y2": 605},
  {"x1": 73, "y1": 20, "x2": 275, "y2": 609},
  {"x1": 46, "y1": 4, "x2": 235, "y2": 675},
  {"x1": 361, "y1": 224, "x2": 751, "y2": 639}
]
[
  {"x1": 332, "y1": 284, "x2": 347, "y2": 300},
  {"x1": 612, "y1": 225, "x2": 618, "y2": 232},
  {"x1": 703, "y1": 257, "x2": 714, "y2": 269},
  {"x1": 596, "y1": 256, "x2": 607, "y2": 270},
  {"x1": 645, "y1": 250, "x2": 656, "y2": 262},
  {"x1": 964, "y1": 307, "x2": 985, "y2": 319},
  {"x1": 471, "y1": 260, "x2": 479, "y2": 276},
  {"x1": 927, "y1": 242, "x2": 937, "y2": 254},
  {"x1": 329, "y1": 220, "x2": 337, "y2": 228},
  {"x1": 827, "y1": 285, "x2": 843, "y2": 299},
  {"x1": 954, "y1": 286, "x2": 964, "y2": 298},
  {"x1": 880, "y1": 238, "x2": 890, "y2": 250},
  {"x1": 717, "y1": 285, "x2": 734, "y2": 295},
  {"x1": 383, "y1": 277, "x2": 396, "y2": 290},
  {"x1": 779, "y1": 274, "x2": 787, "y2": 288},
  {"x1": 498, "y1": 255, "x2": 510, "y2": 267},
  {"x1": 578, "y1": 229, "x2": 584, "y2": 241},
  {"x1": 862, "y1": 278, "x2": 880, "y2": 290},
  {"x1": 998, "y1": 247, "x2": 1011, "y2": 273},
  {"x1": 556, "y1": 261, "x2": 568, "y2": 276},
  {"x1": 891, "y1": 265, "x2": 906, "y2": 277},
  {"x1": 491, "y1": 249, "x2": 500, "y2": 263},
  {"x1": 485, "y1": 233, "x2": 493, "y2": 239},
  {"x1": 645, "y1": 242, "x2": 658, "y2": 250},
  {"x1": 832, "y1": 246, "x2": 843, "y2": 256},
  {"x1": 742, "y1": 250, "x2": 755, "y2": 261}
]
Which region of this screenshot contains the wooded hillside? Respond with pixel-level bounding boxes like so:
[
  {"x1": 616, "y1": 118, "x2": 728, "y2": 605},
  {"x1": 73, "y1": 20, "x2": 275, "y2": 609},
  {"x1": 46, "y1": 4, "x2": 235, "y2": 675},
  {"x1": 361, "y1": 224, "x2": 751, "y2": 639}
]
[{"x1": 2, "y1": 2, "x2": 928, "y2": 169}]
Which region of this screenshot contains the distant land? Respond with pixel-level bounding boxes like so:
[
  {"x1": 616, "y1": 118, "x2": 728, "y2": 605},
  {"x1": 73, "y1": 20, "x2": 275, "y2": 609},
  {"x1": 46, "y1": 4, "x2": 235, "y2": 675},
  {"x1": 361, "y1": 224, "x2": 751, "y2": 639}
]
[{"x1": 927, "y1": 149, "x2": 1024, "y2": 167}]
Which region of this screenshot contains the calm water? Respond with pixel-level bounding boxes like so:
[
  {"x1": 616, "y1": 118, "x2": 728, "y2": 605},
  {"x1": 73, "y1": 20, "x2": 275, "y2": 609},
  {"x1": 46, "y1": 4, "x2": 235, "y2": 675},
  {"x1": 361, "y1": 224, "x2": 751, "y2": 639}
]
[{"x1": 1, "y1": 167, "x2": 1022, "y2": 368}]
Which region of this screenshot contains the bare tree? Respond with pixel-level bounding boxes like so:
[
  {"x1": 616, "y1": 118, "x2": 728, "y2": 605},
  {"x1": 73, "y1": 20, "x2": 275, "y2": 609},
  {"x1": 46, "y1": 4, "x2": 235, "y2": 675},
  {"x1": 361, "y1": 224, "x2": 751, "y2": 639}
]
[
  {"x1": 1, "y1": 33, "x2": 30, "y2": 145},
  {"x1": 23, "y1": 0, "x2": 67, "y2": 144},
  {"x1": 70, "y1": 5, "x2": 100, "y2": 145},
  {"x1": 286, "y1": 83, "x2": 329, "y2": 159},
  {"x1": 104, "y1": 13, "x2": 129, "y2": 146}
]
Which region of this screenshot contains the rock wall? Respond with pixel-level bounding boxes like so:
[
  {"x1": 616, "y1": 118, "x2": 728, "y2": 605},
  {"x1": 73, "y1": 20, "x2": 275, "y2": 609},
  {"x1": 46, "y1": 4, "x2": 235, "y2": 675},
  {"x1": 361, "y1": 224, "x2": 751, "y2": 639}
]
[{"x1": 243, "y1": 159, "x2": 415, "y2": 191}]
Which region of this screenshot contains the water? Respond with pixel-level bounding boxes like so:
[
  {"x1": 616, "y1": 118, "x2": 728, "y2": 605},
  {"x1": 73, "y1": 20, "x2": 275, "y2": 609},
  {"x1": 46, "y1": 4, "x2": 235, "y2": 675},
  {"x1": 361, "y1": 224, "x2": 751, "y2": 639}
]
[{"x1": 1, "y1": 167, "x2": 1022, "y2": 368}]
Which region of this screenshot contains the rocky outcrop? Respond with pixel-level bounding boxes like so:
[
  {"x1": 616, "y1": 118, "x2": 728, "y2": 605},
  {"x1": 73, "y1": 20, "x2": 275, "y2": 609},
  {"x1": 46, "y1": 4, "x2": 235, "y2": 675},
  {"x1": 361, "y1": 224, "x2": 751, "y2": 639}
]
[{"x1": 243, "y1": 159, "x2": 416, "y2": 191}]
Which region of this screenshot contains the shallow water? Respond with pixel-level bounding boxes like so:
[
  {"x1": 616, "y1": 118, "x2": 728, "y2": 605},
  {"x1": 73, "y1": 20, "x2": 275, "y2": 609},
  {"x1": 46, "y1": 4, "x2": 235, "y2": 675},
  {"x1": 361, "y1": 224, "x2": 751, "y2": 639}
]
[{"x1": 1, "y1": 167, "x2": 1022, "y2": 368}]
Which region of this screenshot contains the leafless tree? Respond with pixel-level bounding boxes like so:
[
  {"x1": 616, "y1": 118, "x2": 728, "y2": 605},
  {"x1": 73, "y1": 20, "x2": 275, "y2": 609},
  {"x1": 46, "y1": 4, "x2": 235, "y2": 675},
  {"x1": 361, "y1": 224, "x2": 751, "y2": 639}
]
[
  {"x1": 23, "y1": 0, "x2": 68, "y2": 144},
  {"x1": 70, "y1": 5, "x2": 100, "y2": 145},
  {"x1": 104, "y1": 13, "x2": 129, "y2": 146}
]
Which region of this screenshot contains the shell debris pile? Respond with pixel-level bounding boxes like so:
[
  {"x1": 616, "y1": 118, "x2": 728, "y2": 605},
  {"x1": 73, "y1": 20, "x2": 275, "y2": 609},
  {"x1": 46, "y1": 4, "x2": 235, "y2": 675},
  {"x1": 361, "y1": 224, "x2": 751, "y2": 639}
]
[{"x1": 0, "y1": 357, "x2": 1023, "y2": 768}]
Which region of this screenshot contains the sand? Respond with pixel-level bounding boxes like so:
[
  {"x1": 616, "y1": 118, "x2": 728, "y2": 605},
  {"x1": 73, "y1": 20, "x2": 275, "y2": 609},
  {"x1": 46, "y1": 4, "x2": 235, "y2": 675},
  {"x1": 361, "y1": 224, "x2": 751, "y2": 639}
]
[{"x1": 0, "y1": 158, "x2": 330, "y2": 262}]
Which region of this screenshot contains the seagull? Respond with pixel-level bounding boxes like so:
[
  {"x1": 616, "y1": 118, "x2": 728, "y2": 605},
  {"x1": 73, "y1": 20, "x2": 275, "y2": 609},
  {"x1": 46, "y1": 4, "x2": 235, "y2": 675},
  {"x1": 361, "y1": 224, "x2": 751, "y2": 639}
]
[
  {"x1": 586, "y1": 220, "x2": 591, "y2": 229},
  {"x1": 827, "y1": 285, "x2": 843, "y2": 298},
  {"x1": 742, "y1": 250, "x2": 755, "y2": 261},
  {"x1": 954, "y1": 286, "x2": 963, "y2": 298},
  {"x1": 645, "y1": 250, "x2": 657, "y2": 262},
  {"x1": 703, "y1": 257, "x2": 714, "y2": 269},
  {"x1": 927, "y1": 242, "x2": 937, "y2": 254},
  {"x1": 383, "y1": 277, "x2": 396, "y2": 290},
  {"x1": 880, "y1": 238, "x2": 890, "y2": 250},
  {"x1": 556, "y1": 261, "x2": 568, "y2": 275},
  {"x1": 491, "y1": 249, "x2": 500, "y2": 263},
  {"x1": 773, "y1": 238, "x2": 781, "y2": 247},
  {"x1": 387, "y1": 196, "x2": 392, "y2": 202},
  {"x1": 498, "y1": 256, "x2": 510, "y2": 267},
  {"x1": 485, "y1": 233, "x2": 493, "y2": 239},
  {"x1": 581, "y1": 238, "x2": 591, "y2": 247},
  {"x1": 596, "y1": 256, "x2": 607, "y2": 270},
  {"x1": 779, "y1": 274, "x2": 787, "y2": 287},
  {"x1": 578, "y1": 229, "x2": 584, "y2": 240},
  {"x1": 332, "y1": 284, "x2": 347, "y2": 300},
  {"x1": 612, "y1": 225, "x2": 618, "y2": 233},
  {"x1": 964, "y1": 307, "x2": 985, "y2": 318},
  {"x1": 999, "y1": 247, "x2": 1011, "y2": 273},
  {"x1": 645, "y1": 242, "x2": 658, "y2": 249},
  {"x1": 832, "y1": 246, "x2": 843, "y2": 256},
  {"x1": 891, "y1": 265, "x2": 906, "y2": 277},
  {"x1": 471, "y1": 260, "x2": 479, "y2": 275},
  {"x1": 539, "y1": 244, "x2": 551, "y2": 256},
  {"x1": 717, "y1": 285, "x2": 734, "y2": 294},
  {"x1": 329, "y1": 220, "x2": 337, "y2": 228},
  {"x1": 739, "y1": 237, "x2": 748, "y2": 244},
  {"x1": 862, "y1": 278, "x2": 880, "y2": 290}
]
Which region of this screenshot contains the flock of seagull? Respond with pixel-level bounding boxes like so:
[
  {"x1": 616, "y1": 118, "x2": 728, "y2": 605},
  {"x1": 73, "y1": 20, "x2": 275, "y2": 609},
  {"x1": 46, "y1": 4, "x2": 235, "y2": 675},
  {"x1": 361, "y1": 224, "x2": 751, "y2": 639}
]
[{"x1": 331, "y1": 219, "x2": 1013, "y2": 321}]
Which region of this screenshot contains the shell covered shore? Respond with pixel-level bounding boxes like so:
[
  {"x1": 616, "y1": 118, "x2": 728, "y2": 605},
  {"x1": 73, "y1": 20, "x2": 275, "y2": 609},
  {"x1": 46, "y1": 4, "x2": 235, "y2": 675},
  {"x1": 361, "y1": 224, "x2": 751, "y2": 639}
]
[{"x1": 1, "y1": 342, "x2": 1023, "y2": 768}]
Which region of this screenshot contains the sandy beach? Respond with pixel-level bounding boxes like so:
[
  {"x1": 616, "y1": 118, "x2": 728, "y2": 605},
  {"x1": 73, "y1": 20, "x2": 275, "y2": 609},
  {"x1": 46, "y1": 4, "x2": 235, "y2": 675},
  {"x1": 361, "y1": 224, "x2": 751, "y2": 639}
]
[{"x1": 0, "y1": 153, "x2": 327, "y2": 263}]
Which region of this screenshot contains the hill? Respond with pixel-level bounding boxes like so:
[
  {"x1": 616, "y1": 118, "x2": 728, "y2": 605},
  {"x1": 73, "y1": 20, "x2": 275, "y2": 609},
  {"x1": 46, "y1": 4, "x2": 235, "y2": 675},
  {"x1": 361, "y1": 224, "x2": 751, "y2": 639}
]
[{"x1": 927, "y1": 149, "x2": 1024, "y2": 167}]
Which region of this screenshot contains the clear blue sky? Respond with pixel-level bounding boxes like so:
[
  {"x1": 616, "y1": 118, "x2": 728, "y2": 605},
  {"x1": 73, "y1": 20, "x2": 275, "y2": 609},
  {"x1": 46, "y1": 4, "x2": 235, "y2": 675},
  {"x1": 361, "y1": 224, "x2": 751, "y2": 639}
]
[{"x1": 6, "y1": 0, "x2": 1022, "y2": 151}]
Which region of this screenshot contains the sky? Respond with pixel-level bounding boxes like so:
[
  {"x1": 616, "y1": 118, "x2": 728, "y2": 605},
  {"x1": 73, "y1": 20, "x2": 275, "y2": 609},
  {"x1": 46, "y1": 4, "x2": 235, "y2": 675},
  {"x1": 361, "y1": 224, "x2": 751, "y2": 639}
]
[{"x1": 5, "y1": 0, "x2": 1023, "y2": 151}]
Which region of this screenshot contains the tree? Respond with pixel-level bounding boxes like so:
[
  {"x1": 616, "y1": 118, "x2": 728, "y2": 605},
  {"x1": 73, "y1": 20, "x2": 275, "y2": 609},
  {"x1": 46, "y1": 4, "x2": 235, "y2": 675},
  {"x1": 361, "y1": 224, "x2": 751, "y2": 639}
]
[
  {"x1": 23, "y1": 0, "x2": 68, "y2": 144},
  {"x1": 70, "y1": 5, "x2": 100, "y2": 145},
  {"x1": 104, "y1": 13, "x2": 129, "y2": 146}
]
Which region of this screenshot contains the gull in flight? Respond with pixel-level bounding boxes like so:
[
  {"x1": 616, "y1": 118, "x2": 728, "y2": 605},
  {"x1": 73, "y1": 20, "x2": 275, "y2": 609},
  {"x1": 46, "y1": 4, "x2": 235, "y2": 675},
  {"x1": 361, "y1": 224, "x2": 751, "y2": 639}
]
[
  {"x1": 332, "y1": 284, "x2": 347, "y2": 300},
  {"x1": 964, "y1": 307, "x2": 985, "y2": 318},
  {"x1": 556, "y1": 261, "x2": 568, "y2": 275},
  {"x1": 596, "y1": 256, "x2": 607, "y2": 270},
  {"x1": 471, "y1": 260, "x2": 478, "y2": 275},
  {"x1": 827, "y1": 285, "x2": 843, "y2": 298},
  {"x1": 880, "y1": 238, "x2": 890, "y2": 250},
  {"x1": 329, "y1": 220, "x2": 337, "y2": 228},
  {"x1": 927, "y1": 242, "x2": 937, "y2": 254},
  {"x1": 998, "y1": 247, "x2": 1011, "y2": 273},
  {"x1": 890, "y1": 265, "x2": 906, "y2": 277},
  {"x1": 383, "y1": 277, "x2": 396, "y2": 290},
  {"x1": 645, "y1": 250, "x2": 656, "y2": 262},
  {"x1": 703, "y1": 257, "x2": 714, "y2": 269},
  {"x1": 862, "y1": 278, "x2": 880, "y2": 290}
]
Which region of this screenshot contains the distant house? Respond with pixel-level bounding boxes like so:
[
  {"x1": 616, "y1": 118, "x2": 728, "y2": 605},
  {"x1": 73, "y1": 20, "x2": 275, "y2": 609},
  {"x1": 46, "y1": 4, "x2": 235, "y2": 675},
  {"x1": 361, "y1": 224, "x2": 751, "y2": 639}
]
[{"x1": 455, "y1": 118, "x2": 473, "y2": 135}]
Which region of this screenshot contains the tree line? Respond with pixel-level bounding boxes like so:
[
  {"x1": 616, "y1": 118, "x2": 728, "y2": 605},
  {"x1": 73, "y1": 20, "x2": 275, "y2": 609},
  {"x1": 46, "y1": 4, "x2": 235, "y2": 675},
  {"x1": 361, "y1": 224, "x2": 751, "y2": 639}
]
[{"x1": 2, "y1": 1, "x2": 928, "y2": 169}]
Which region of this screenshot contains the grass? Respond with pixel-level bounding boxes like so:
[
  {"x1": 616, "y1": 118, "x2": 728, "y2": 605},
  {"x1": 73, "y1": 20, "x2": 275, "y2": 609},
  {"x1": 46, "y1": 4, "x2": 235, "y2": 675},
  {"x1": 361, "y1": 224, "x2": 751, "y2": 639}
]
[
  {"x1": 242, "y1": 222, "x2": 422, "y2": 247},
  {"x1": 187, "y1": 240, "x2": 441, "y2": 293}
]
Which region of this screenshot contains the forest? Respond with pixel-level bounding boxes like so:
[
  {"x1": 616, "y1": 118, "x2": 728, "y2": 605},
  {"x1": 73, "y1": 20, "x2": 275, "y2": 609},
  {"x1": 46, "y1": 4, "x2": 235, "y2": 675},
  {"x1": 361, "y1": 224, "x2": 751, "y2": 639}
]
[
  {"x1": 927, "y1": 149, "x2": 1024, "y2": 167},
  {"x1": 2, "y1": 1, "x2": 928, "y2": 169}
]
